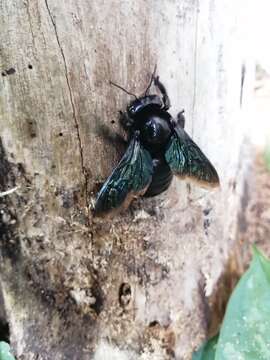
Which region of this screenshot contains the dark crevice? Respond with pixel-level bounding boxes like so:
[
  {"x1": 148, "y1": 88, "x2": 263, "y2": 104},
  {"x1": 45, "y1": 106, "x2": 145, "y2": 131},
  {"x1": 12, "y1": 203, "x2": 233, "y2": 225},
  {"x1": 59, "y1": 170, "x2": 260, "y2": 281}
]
[
  {"x1": 119, "y1": 282, "x2": 131, "y2": 308},
  {"x1": 0, "y1": 287, "x2": 9, "y2": 343},
  {"x1": 0, "y1": 139, "x2": 21, "y2": 263},
  {"x1": 2, "y1": 68, "x2": 16, "y2": 76},
  {"x1": 90, "y1": 281, "x2": 104, "y2": 315},
  {"x1": 148, "y1": 320, "x2": 159, "y2": 328},
  {"x1": 0, "y1": 319, "x2": 10, "y2": 343},
  {"x1": 44, "y1": 0, "x2": 89, "y2": 209},
  {"x1": 206, "y1": 255, "x2": 241, "y2": 337},
  {"x1": 6, "y1": 68, "x2": 16, "y2": 75}
]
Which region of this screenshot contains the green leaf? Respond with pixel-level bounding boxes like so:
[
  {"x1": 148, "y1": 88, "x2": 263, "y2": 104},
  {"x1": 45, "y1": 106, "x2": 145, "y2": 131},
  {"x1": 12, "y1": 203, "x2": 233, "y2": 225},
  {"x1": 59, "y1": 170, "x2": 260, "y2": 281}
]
[
  {"x1": 192, "y1": 247, "x2": 270, "y2": 360},
  {"x1": 0, "y1": 342, "x2": 15, "y2": 360},
  {"x1": 192, "y1": 334, "x2": 219, "y2": 360},
  {"x1": 215, "y1": 246, "x2": 270, "y2": 360}
]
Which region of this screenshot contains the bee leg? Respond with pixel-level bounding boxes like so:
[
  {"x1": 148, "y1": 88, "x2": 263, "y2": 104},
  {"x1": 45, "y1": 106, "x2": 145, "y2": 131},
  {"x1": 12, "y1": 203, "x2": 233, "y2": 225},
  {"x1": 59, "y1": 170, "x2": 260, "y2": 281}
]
[
  {"x1": 113, "y1": 133, "x2": 128, "y2": 146},
  {"x1": 154, "y1": 76, "x2": 171, "y2": 110},
  {"x1": 119, "y1": 111, "x2": 134, "y2": 131},
  {"x1": 98, "y1": 124, "x2": 127, "y2": 146},
  {"x1": 177, "y1": 109, "x2": 185, "y2": 129}
]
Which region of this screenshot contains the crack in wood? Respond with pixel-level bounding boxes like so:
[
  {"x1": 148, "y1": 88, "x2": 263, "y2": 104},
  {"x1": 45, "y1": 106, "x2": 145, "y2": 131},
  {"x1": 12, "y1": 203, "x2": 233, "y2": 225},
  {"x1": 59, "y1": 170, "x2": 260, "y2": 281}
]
[
  {"x1": 44, "y1": 0, "x2": 89, "y2": 207},
  {"x1": 25, "y1": 0, "x2": 35, "y2": 47},
  {"x1": 240, "y1": 63, "x2": 246, "y2": 107}
]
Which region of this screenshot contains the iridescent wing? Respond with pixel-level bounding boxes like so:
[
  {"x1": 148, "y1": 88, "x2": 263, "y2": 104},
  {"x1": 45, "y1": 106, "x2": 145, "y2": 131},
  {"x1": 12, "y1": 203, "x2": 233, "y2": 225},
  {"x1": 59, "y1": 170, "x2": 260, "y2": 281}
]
[
  {"x1": 165, "y1": 127, "x2": 219, "y2": 188},
  {"x1": 94, "y1": 133, "x2": 153, "y2": 217}
]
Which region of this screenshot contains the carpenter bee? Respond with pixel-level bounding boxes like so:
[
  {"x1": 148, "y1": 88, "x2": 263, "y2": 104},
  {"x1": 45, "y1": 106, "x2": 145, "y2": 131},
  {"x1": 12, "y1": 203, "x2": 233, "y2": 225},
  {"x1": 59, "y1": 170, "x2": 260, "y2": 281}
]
[{"x1": 94, "y1": 68, "x2": 219, "y2": 217}]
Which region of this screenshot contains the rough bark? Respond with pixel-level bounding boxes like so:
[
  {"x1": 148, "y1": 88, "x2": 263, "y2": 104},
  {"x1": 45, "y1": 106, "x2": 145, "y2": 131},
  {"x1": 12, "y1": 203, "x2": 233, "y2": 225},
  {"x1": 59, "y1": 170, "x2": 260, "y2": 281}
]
[{"x1": 0, "y1": 0, "x2": 253, "y2": 359}]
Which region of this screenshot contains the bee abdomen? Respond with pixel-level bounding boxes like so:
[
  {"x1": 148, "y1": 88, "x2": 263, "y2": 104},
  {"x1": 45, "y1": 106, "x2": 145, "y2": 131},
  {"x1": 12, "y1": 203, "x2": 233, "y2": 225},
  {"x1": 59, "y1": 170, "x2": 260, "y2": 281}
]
[{"x1": 144, "y1": 157, "x2": 173, "y2": 197}]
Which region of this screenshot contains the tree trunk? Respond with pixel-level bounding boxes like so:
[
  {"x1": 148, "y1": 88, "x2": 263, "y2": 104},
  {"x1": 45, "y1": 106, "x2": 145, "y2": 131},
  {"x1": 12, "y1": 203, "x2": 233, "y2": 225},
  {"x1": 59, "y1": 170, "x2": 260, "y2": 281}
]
[{"x1": 0, "y1": 1, "x2": 253, "y2": 359}]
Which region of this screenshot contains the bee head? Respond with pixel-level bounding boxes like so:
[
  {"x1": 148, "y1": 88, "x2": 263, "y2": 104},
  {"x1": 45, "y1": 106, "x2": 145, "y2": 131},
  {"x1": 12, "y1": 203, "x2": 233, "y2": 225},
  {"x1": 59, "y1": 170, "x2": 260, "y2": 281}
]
[
  {"x1": 110, "y1": 66, "x2": 161, "y2": 118},
  {"x1": 127, "y1": 95, "x2": 163, "y2": 118}
]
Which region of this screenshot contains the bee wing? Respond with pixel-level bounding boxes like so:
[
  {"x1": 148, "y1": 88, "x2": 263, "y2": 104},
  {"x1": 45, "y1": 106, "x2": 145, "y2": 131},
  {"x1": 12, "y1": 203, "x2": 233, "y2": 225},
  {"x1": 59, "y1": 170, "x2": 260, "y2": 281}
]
[
  {"x1": 165, "y1": 126, "x2": 219, "y2": 188},
  {"x1": 94, "y1": 133, "x2": 153, "y2": 217}
]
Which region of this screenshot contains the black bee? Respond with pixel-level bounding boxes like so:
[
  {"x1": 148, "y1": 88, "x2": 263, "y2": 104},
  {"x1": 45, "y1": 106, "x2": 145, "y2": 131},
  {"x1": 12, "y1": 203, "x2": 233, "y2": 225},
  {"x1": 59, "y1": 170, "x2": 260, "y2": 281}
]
[{"x1": 94, "y1": 69, "x2": 219, "y2": 217}]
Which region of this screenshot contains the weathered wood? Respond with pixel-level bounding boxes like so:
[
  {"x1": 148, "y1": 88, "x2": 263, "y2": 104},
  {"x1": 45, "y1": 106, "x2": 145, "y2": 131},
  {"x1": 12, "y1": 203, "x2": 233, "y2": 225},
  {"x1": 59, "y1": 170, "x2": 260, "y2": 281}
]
[{"x1": 0, "y1": 0, "x2": 252, "y2": 359}]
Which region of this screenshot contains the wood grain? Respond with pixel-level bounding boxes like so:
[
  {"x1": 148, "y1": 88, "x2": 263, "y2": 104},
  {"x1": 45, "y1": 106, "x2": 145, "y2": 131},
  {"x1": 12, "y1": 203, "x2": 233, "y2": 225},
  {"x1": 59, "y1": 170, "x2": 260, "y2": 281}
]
[{"x1": 0, "y1": 0, "x2": 252, "y2": 358}]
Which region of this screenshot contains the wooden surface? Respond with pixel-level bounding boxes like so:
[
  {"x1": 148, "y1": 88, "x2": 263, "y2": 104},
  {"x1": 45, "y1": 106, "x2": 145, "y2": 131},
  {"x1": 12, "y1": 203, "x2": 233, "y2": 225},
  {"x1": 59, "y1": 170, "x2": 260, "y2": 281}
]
[{"x1": 0, "y1": 0, "x2": 253, "y2": 359}]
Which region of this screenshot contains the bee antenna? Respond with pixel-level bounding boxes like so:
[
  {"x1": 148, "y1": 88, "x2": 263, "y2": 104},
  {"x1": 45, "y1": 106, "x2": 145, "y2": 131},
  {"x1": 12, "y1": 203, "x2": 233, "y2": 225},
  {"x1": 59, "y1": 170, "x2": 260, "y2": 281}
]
[
  {"x1": 144, "y1": 64, "x2": 157, "y2": 96},
  {"x1": 109, "y1": 81, "x2": 138, "y2": 100}
]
